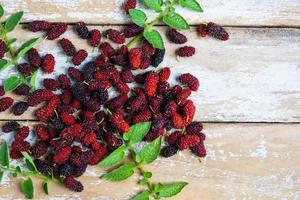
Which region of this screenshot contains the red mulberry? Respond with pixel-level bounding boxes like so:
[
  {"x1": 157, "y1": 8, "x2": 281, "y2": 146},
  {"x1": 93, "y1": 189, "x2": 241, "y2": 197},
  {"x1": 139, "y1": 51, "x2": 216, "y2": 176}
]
[
  {"x1": 129, "y1": 48, "x2": 142, "y2": 69},
  {"x1": 12, "y1": 102, "x2": 29, "y2": 116},
  {"x1": 110, "y1": 112, "x2": 130, "y2": 133},
  {"x1": 132, "y1": 109, "x2": 152, "y2": 124},
  {"x1": 10, "y1": 150, "x2": 23, "y2": 159},
  {"x1": 53, "y1": 146, "x2": 72, "y2": 165},
  {"x1": 105, "y1": 29, "x2": 125, "y2": 44},
  {"x1": 121, "y1": 70, "x2": 134, "y2": 83},
  {"x1": 197, "y1": 24, "x2": 207, "y2": 37},
  {"x1": 89, "y1": 29, "x2": 101, "y2": 47},
  {"x1": 75, "y1": 22, "x2": 90, "y2": 39},
  {"x1": 17, "y1": 63, "x2": 33, "y2": 76},
  {"x1": 30, "y1": 142, "x2": 48, "y2": 158},
  {"x1": 27, "y1": 48, "x2": 41, "y2": 67},
  {"x1": 124, "y1": 0, "x2": 136, "y2": 13},
  {"x1": 88, "y1": 146, "x2": 108, "y2": 165},
  {"x1": 161, "y1": 145, "x2": 178, "y2": 157},
  {"x1": 179, "y1": 73, "x2": 199, "y2": 91},
  {"x1": 176, "y1": 46, "x2": 195, "y2": 57},
  {"x1": 84, "y1": 99, "x2": 101, "y2": 111},
  {"x1": 105, "y1": 94, "x2": 128, "y2": 110},
  {"x1": 42, "y1": 54, "x2": 55, "y2": 73},
  {"x1": 64, "y1": 176, "x2": 83, "y2": 192},
  {"x1": 158, "y1": 67, "x2": 171, "y2": 82},
  {"x1": 72, "y1": 49, "x2": 88, "y2": 65},
  {"x1": 186, "y1": 121, "x2": 203, "y2": 134},
  {"x1": 58, "y1": 74, "x2": 71, "y2": 89},
  {"x1": 59, "y1": 38, "x2": 76, "y2": 56},
  {"x1": 28, "y1": 20, "x2": 52, "y2": 32},
  {"x1": 2, "y1": 121, "x2": 20, "y2": 133},
  {"x1": 0, "y1": 86, "x2": 4, "y2": 96},
  {"x1": 144, "y1": 72, "x2": 159, "y2": 96},
  {"x1": 88, "y1": 80, "x2": 111, "y2": 91},
  {"x1": 140, "y1": 55, "x2": 151, "y2": 69},
  {"x1": 95, "y1": 54, "x2": 107, "y2": 67},
  {"x1": 149, "y1": 95, "x2": 163, "y2": 114},
  {"x1": 60, "y1": 90, "x2": 72, "y2": 105},
  {"x1": 151, "y1": 49, "x2": 165, "y2": 67},
  {"x1": 177, "y1": 134, "x2": 200, "y2": 150},
  {"x1": 191, "y1": 142, "x2": 206, "y2": 157},
  {"x1": 172, "y1": 112, "x2": 185, "y2": 129},
  {"x1": 142, "y1": 40, "x2": 156, "y2": 57},
  {"x1": 182, "y1": 100, "x2": 196, "y2": 125},
  {"x1": 176, "y1": 88, "x2": 191, "y2": 104},
  {"x1": 82, "y1": 132, "x2": 97, "y2": 146},
  {"x1": 123, "y1": 24, "x2": 143, "y2": 38},
  {"x1": 114, "y1": 79, "x2": 129, "y2": 94},
  {"x1": 0, "y1": 97, "x2": 13, "y2": 112},
  {"x1": 60, "y1": 124, "x2": 82, "y2": 140},
  {"x1": 0, "y1": 40, "x2": 7, "y2": 59},
  {"x1": 99, "y1": 42, "x2": 116, "y2": 58},
  {"x1": 206, "y1": 22, "x2": 229, "y2": 41},
  {"x1": 47, "y1": 23, "x2": 67, "y2": 40},
  {"x1": 167, "y1": 29, "x2": 187, "y2": 44},
  {"x1": 36, "y1": 124, "x2": 49, "y2": 141},
  {"x1": 28, "y1": 89, "x2": 54, "y2": 106},
  {"x1": 15, "y1": 84, "x2": 30, "y2": 96},
  {"x1": 35, "y1": 95, "x2": 60, "y2": 122},
  {"x1": 167, "y1": 131, "x2": 183, "y2": 145},
  {"x1": 68, "y1": 67, "x2": 83, "y2": 82},
  {"x1": 165, "y1": 100, "x2": 177, "y2": 116},
  {"x1": 60, "y1": 112, "x2": 76, "y2": 126},
  {"x1": 43, "y1": 78, "x2": 60, "y2": 91},
  {"x1": 11, "y1": 140, "x2": 30, "y2": 152},
  {"x1": 14, "y1": 126, "x2": 30, "y2": 141}
]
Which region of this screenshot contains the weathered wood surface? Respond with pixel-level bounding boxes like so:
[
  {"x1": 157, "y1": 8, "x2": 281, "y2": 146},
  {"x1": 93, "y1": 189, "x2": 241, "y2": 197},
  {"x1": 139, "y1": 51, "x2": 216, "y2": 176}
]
[
  {"x1": 0, "y1": 123, "x2": 299, "y2": 199},
  {"x1": 0, "y1": 27, "x2": 299, "y2": 122},
  {"x1": 1, "y1": 0, "x2": 300, "y2": 26}
]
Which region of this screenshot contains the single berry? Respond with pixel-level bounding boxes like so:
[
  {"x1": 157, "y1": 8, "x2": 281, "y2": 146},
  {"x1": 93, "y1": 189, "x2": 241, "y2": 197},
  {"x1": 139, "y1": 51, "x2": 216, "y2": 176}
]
[
  {"x1": 0, "y1": 40, "x2": 7, "y2": 59},
  {"x1": 158, "y1": 67, "x2": 171, "y2": 82},
  {"x1": 12, "y1": 102, "x2": 29, "y2": 116},
  {"x1": 27, "y1": 48, "x2": 41, "y2": 67},
  {"x1": 64, "y1": 176, "x2": 84, "y2": 192},
  {"x1": 176, "y1": 46, "x2": 195, "y2": 57},
  {"x1": 0, "y1": 86, "x2": 5, "y2": 96},
  {"x1": 72, "y1": 49, "x2": 88, "y2": 65},
  {"x1": 47, "y1": 23, "x2": 67, "y2": 40},
  {"x1": 129, "y1": 48, "x2": 142, "y2": 69},
  {"x1": 34, "y1": 159, "x2": 51, "y2": 175},
  {"x1": 89, "y1": 29, "x2": 101, "y2": 47},
  {"x1": 2, "y1": 121, "x2": 20, "y2": 133},
  {"x1": 58, "y1": 74, "x2": 71, "y2": 89},
  {"x1": 179, "y1": 73, "x2": 199, "y2": 91},
  {"x1": 177, "y1": 134, "x2": 201, "y2": 150},
  {"x1": 144, "y1": 72, "x2": 159, "y2": 96},
  {"x1": 206, "y1": 22, "x2": 229, "y2": 41},
  {"x1": 75, "y1": 22, "x2": 90, "y2": 39},
  {"x1": 0, "y1": 97, "x2": 13, "y2": 112},
  {"x1": 68, "y1": 67, "x2": 83, "y2": 82},
  {"x1": 59, "y1": 38, "x2": 76, "y2": 56},
  {"x1": 167, "y1": 29, "x2": 187, "y2": 44},
  {"x1": 124, "y1": 0, "x2": 136, "y2": 13},
  {"x1": 161, "y1": 145, "x2": 178, "y2": 157},
  {"x1": 53, "y1": 146, "x2": 72, "y2": 165},
  {"x1": 28, "y1": 20, "x2": 52, "y2": 32},
  {"x1": 14, "y1": 84, "x2": 30, "y2": 96},
  {"x1": 151, "y1": 49, "x2": 165, "y2": 67},
  {"x1": 43, "y1": 78, "x2": 60, "y2": 91},
  {"x1": 123, "y1": 24, "x2": 143, "y2": 38},
  {"x1": 197, "y1": 24, "x2": 207, "y2": 37},
  {"x1": 105, "y1": 29, "x2": 125, "y2": 44},
  {"x1": 17, "y1": 63, "x2": 33, "y2": 76},
  {"x1": 99, "y1": 42, "x2": 116, "y2": 58},
  {"x1": 42, "y1": 54, "x2": 55, "y2": 73}
]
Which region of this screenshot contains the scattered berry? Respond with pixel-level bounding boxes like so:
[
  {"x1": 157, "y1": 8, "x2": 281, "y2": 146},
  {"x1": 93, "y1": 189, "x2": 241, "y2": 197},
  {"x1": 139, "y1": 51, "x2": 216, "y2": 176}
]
[
  {"x1": 167, "y1": 29, "x2": 187, "y2": 44},
  {"x1": 28, "y1": 20, "x2": 52, "y2": 32},
  {"x1": 27, "y1": 48, "x2": 41, "y2": 67},
  {"x1": 176, "y1": 46, "x2": 195, "y2": 57},
  {"x1": 0, "y1": 97, "x2": 13, "y2": 112},
  {"x1": 179, "y1": 73, "x2": 199, "y2": 91},
  {"x1": 89, "y1": 29, "x2": 101, "y2": 47},
  {"x1": 42, "y1": 54, "x2": 55, "y2": 73},
  {"x1": 2, "y1": 121, "x2": 20, "y2": 133},
  {"x1": 206, "y1": 22, "x2": 229, "y2": 41},
  {"x1": 12, "y1": 102, "x2": 29, "y2": 116},
  {"x1": 59, "y1": 38, "x2": 76, "y2": 56},
  {"x1": 75, "y1": 22, "x2": 90, "y2": 39},
  {"x1": 47, "y1": 23, "x2": 67, "y2": 40},
  {"x1": 72, "y1": 49, "x2": 88, "y2": 65}
]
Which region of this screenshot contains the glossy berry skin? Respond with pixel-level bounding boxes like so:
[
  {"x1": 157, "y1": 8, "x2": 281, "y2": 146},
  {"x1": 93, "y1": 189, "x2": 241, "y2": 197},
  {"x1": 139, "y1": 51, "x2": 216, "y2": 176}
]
[
  {"x1": 151, "y1": 49, "x2": 165, "y2": 67},
  {"x1": 14, "y1": 84, "x2": 30, "y2": 96},
  {"x1": 105, "y1": 29, "x2": 125, "y2": 44},
  {"x1": 2, "y1": 121, "x2": 20, "y2": 133},
  {"x1": 161, "y1": 145, "x2": 178, "y2": 157},
  {"x1": 53, "y1": 146, "x2": 72, "y2": 165},
  {"x1": 123, "y1": 24, "x2": 143, "y2": 38},
  {"x1": 12, "y1": 102, "x2": 29, "y2": 116},
  {"x1": 177, "y1": 134, "x2": 201, "y2": 150}
]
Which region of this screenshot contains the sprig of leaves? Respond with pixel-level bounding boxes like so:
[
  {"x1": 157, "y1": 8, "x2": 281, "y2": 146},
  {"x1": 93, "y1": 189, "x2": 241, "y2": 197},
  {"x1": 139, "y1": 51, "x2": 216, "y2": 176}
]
[
  {"x1": 127, "y1": 0, "x2": 203, "y2": 48},
  {"x1": 0, "y1": 4, "x2": 40, "y2": 92},
  {"x1": 0, "y1": 142, "x2": 60, "y2": 199},
  {"x1": 98, "y1": 122, "x2": 188, "y2": 199}
]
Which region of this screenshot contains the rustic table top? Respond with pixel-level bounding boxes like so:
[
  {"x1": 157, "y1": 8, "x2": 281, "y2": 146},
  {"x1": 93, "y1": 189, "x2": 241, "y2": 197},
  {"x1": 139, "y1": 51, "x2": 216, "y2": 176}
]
[{"x1": 0, "y1": 0, "x2": 299, "y2": 199}]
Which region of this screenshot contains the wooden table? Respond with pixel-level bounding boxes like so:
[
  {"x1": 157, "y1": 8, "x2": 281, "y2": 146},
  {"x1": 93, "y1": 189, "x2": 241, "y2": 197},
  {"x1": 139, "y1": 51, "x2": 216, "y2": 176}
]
[{"x1": 0, "y1": 1, "x2": 299, "y2": 199}]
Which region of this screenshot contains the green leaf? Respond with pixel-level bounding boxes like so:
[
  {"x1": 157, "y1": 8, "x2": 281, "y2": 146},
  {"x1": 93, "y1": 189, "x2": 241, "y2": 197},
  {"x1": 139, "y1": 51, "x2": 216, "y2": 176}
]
[
  {"x1": 138, "y1": 178, "x2": 148, "y2": 185},
  {"x1": 0, "y1": 59, "x2": 10, "y2": 72},
  {"x1": 102, "y1": 163, "x2": 136, "y2": 181},
  {"x1": 163, "y1": 12, "x2": 190, "y2": 30},
  {"x1": 21, "y1": 152, "x2": 37, "y2": 172},
  {"x1": 129, "y1": 9, "x2": 147, "y2": 27},
  {"x1": 143, "y1": 30, "x2": 164, "y2": 49},
  {"x1": 5, "y1": 11, "x2": 23, "y2": 32},
  {"x1": 97, "y1": 146, "x2": 126, "y2": 167},
  {"x1": 0, "y1": 171, "x2": 4, "y2": 183},
  {"x1": 143, "y1": 171, "x2": 152, "y2": 178},
  {"x1": 124, "y1": 122, "x2": 151, "y2": 144},
  {"x1": 143, "y1": 0, "x2": 162, "y2": 12},
  {"x1": 0, "y1": 5, "x2": 4, "y2": 18},
  {"x1": 3, "y1": 76, "x2": 21, "y2": 91},
  {"x1": 137, "y1": 137, "x2": 161, "y2": 164},
  {"x1": 178, "y1": 0, "x2": 203, "y2": 12},
  {"x1": 16, "y1": 38, "x2": 40, "y2": 58},
  {"x1": 156, "y1": 182, "x2": 188, "y2": 198},
  {"x1": 0, "y1": 142, "x2": 9, "y2": 168},
  {"x1": 20, "y1": 178, "x2": 34, "y2": 199},
  {"x1": 30, "y1": 69, "x2": 38, "y2": 91},
  {"x1": 7, "y1": 38, "x2": 17, "y2": 46},
  {"x1": 43, "y1": 182, "x2": 49, "y2": 195},
  {"x1": 131, "y1": 190, "x2": 150, "y2": 200}
]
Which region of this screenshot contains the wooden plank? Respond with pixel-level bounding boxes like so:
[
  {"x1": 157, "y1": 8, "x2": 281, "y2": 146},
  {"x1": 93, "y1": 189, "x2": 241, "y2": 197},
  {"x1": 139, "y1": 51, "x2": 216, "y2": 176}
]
[
  {"x1": 0, "y1": 26, "x2": 300, "y2": 122},
  {"x1": 1, "y1": 0, "x2": 300, "y2": 26},
  {"x1": 0, "y1": 123, "x2": 299, "y2": 199}
]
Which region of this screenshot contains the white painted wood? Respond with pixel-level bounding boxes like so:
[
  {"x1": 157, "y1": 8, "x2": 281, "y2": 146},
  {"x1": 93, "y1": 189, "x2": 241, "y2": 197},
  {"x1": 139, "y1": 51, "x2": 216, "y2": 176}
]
[
  {"x1": 1, "y1": 123, "x2": 299, "y2": 199},
  {"x1": 0, "y1": 27, "x2": 299, "y2": 122},
  {"x1": 0, "y1": 0, "x2": 300, "y2": 26}
]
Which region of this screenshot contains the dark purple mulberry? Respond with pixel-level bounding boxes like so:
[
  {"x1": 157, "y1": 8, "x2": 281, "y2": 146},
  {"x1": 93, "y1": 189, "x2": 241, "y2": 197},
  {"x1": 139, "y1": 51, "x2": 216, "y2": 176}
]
[
  {"x1": 151, "y1": 49, "x2": 165, "y2": 67},
  {"x1": 59, "y1": 38, "x2": 76, "y2": 56},
  {"x1": 2, "y1": 121, "x2": 20, "y2": 133},
  {"x1": 64, "y1": 176, "x2": 84, "y2": 192},
  {"x1": 12, "y1": 102, "x2": 29, "y2": 116},
  {"x1": 123, "y1": 24, "x2": 143, "y2": 38},
  {"x1": 27, "y1": 48, "x2": 41, "y2": 67},
  {"x1": 167, "y1": 29, "x2": 187, "y2": 44},
  {"x1": 206, "y1": 22, "x2": 229, "y2": 41},
  {"x1": 161, "y1": 145, "x2": 178, "y2": 157},
  {"x1": 75, "y1": 22, "x2": 90, "y2": 39}
]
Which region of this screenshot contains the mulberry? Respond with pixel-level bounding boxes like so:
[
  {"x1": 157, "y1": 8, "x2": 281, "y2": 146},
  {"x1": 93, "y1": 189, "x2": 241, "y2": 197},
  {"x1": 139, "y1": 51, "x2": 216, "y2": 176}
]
[
  {"x1": 36, "y1": 124, "x2": 49, "y2": 141},
  {"x1": 105, "y1": 94, "x2": 128, "y2": 110},
  {"x1": 161, "y1": 145, "x2": 178, "y2": 157},
  {"x1": 82, "y1": 132, "x2": 97, "y2": 146},
  {"x1": 69, "y1": 151, "x2": 92, "y2": 167},
  {"x1": 156, "y1": 81, "x2": 170, "y2": 95},
  {"x1": 165, "y1": 100, "x2": 177, "y2": 116},
  {"x1": 75, "y1": 22, "x2": 90, "y2": 39},
  {"x1": 167, "y1": 131, "x2": 183, "y2": 145},
  {"x1": 140, "y1": 55, "x2": 151, "y2": 69},
  {"x1": 0, "y1": 97, "x2": 13, "y2": 112},
  {"x1": 73, "y1": 165, "x2": 88, "y2": 177},
  {"x1": 89, "y1": 29, "x2": 101, "y2": 47},
  {"x1": 27, "y1": 48, "x2": 41, "y2": 67},
  {"x1": 95, "y1": 54, "x2": 107, "y2": 67},
  {"x1": 28, "y1": 20, "x2": 52, "y2": 32},
  {"x1": 63, "y1": 176, "x2": 83, "y2": 192},
  {"x1": 17, "y1": 63, "x2": 33, "y2": 76},
  {"x1": 206, "y1": 22, "x2": 229, "y2": 41},
  {"x1": 186, "y1": 121, "x2": 203, "y2": 134},
  {"x1": 167, "y1": 29, "x2": 187, "y2": 44},
  {"x1": 121, "y1": 70, "x2": 134, "y2": 83},
  {"x1": 60, "y1": 124, "x2": 82, "y2": 140},
  {"x1": 144, "y1": 72, "x2": 159, "y2": 96},
  {"x1": 10, "y1": 150, "x2": 23, "y2": 159},
  {"x1": 151, "y1": 49, "x2": 165, "y2": 67},
  {"x1": 59, "y1": 163, "x2": 75, "y2": 176},
  {"x1": 179, "y1": 73, "x2": 199, "y2": 91},
  {"x1": 191, "y1": 142, "x2": 206, "y2": 157},
  {"x1": 110, "y1": 112, "x2": 130, "y2": 133},
  {"x1": 43, "y1": 78, "x2": 60, "y2": 91},
  {"x1": 172, "y1": 112, "x2": 185, "y2": 129},
  {"x1": 59, "y1": 38, "x2": 76, "y2": 56},
  {"x1": 53, "y1": 146, "x2": 72, "y2": 165},
  {"x1": 14, "y1": 84, "x2": 30, "y2": 96},
  {"x1": 30, "y1": 142, "x2": 48, "y2": 158},
  {"x1": 197, "y1": 24, "x2": 207, "y2": 37},
  {"x1": 142, "y1": 40, "x2": 156, "y2": 57},
  {"x1": 176, "y1": 88, "x2": 191, "y2": 104},
  {"x1": 14, "y1": 126, "x2": 30, "y2": 141},
  {"x1": 28, "y1": 89, "x2": 54, "y2": 106},
  {"x1": 2, "y1": 121, "x2": 20, "y2": 133},
  {"x1": 132, "y1": 109, "x2": 152, "y2": 124},
  {"x1": 99, "y1": 42, "x2": 116, "y2": 58},
  {"x1": 113, "y1": 79, "x2": 130, "y2": 94},
  {"x1": 105, "y1": 29, "x2": 125, "y2": 44},
  {"x1": 34, "y1": 159, "x2": 51, "y2": 175},
  {"x1": 149, "y1": 95, "x2": 163, "y2": 114},
  {"x1": 182, "y1": 100, "x2": 196, "y2": 125},
  {"x1": 58, "y1": 74, "x2": 71, "y2": 89},
  {"x1": 42, "y1": 54, "x2": 55, "y2": 73},
  {"x1": 11, "y1": 140, "x2": 30, "y2": 152},
  {"x1": 104, "y1": 132, "x2": 123, "y2": 147},
  {"x1": 47, "y1": 23, "x2": 67, "y2": 40},
  {"x1": 88, "y1": 80, "x2": 111, "y2": 91},
  {"x1": 35, "y1": 95, "x2": 61, "y2": 122},
  {"x1": 177, "y1": 134, "x2": 200, "y2": 150},
  {"x1": 0, "y1": 86, "x2": 4, "y2": 96},
  {"x1": 176, "y1": 46, "x2": 195, "y2": 57},
  {"x1": 88, "y1": 146, "x2": 108, "y2": 165},
  {"x1": 68, "y1": 67, "x2": 83, "y2": 82},
  {"x1": 84, "y1": 99, "x2": 101, "y2": 111},
  {"x1": 0, "y1": 40, "x2": 7, "y2": 59},
  {"x1": 93, "y1": 89, "x2": 109, "y2": 104},
  {"x1": 72, "y1": 49, "x2": 88, "y2": 65},
  {"x1": 123, "y1": 24, "x2": 143, "y2": 38},
  {"x1": 129, "y1": 48, "x2": 142, "y2": 69},
  {"x1": 12, "y1": 102, "x2": 29, "y2": 116},
  {"x1": 60, "y1": 112, "x2": 76, "y2": 126},
  {"x1": 124, "y1": 0, "x2": 136, "y2": 13},
  {"x1": 158, "y1": 67, "x2": 171, "y2": 82}
]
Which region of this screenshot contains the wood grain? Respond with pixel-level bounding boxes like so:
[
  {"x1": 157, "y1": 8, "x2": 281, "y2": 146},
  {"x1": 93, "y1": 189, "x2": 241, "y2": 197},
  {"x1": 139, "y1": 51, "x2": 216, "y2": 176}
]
[
  {"x1": 1, "y1": 0, "x2": 300, "y2": 26},
  {"x1": 0, "y1": 26, "x2": 299, "y2": 122},
  {"x1": 0, "y1": 123, "x2": 299, "y2": 199}
]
